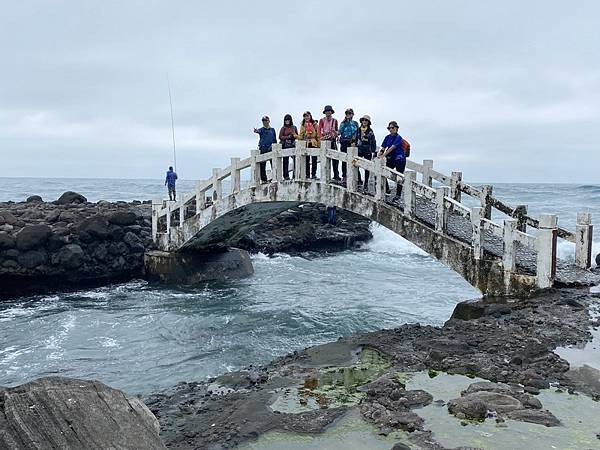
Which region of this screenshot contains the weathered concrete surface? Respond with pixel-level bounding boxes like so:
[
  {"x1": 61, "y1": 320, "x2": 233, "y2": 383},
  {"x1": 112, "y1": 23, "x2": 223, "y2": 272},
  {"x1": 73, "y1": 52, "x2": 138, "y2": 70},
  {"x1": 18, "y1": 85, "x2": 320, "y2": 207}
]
[
  {"x1": 0, "y1": 377, "x2": 165, "y2": 450},
  {"x1": 144, "y1": 248, "x2": 254, "y2": 284}
]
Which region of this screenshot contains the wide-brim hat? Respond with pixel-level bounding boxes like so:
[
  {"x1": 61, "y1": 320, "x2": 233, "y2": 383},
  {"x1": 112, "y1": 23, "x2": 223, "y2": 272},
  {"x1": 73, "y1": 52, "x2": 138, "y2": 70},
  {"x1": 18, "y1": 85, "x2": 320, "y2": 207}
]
[
  {"x1": 388, "y1": 120, "x2": 399, "y2": 129},
  {"x1": 360, "y1": 115, "x2": 371, "y2": 123},
  {"x1": 323, "y1": 105, "x2": 334, "y2": 114}
]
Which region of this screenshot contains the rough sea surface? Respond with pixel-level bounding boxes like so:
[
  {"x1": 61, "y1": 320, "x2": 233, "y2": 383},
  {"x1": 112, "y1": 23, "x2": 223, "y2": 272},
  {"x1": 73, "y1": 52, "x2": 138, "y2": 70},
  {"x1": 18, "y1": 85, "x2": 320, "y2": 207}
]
[{"x1": 0, "y1": 179, "x2": 598, "y2": 395}]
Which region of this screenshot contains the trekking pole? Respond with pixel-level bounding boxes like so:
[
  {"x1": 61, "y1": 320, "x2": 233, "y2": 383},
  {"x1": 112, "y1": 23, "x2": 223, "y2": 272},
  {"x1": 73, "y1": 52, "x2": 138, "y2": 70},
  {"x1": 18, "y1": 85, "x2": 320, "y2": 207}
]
[{"x1": 167, "y1": 73, "x2": 177, "y2": 172}]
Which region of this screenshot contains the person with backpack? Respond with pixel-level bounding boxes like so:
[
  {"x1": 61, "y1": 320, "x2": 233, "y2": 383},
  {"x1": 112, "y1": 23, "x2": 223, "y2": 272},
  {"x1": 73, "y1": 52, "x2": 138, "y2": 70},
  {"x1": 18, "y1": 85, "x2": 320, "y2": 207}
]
[
  {"x1": 298, "y1": 111, "x2": 320, "y2": 179},
  {"x1": 165, "y1": 166, "x2": 178, "y2": 201},
  {"x1": 279, "y1": 114, "x2": 298, "y2": 180},
  {"x1": 253, "y1": 115, "x2": 277, "y2": 182},
  {"x1": 378, "y1": 121, "x2": 411, "y2": 200},
  {"x1": 317, "y1": 105, "x2": 339, "y2": 181},
  {"x1": 338, "y1": 108, "x2": 359, "y2": 184},
  {"x1": 356, "y1": 115, "x2": 376, "y2": 192}
]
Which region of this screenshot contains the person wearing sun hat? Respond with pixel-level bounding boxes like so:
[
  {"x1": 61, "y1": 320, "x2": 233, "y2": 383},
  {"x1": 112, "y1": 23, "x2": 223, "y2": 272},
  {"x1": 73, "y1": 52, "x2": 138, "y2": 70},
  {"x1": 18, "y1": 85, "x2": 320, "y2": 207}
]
[
  {"x1": 338, "y1": 108, "x2": 359, "y2": 184},
  {"x1": 378, "y1": 120, "x2": 409, "y2": 199},
  {"x1": 253, "y1": 115, "x2": 277, "y2": 182},
  {"x1": 356, "y1": 114, "x2": 376, "y2": 191},
  {"x1": 317, "y1": 105, "x2": 339, "y2": 180}
]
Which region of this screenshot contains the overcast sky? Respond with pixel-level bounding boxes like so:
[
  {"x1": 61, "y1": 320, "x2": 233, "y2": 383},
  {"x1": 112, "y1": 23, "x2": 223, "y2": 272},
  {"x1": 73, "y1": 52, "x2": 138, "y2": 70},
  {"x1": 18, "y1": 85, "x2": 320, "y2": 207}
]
[{"x1": 1, "y1": 1, "x2": 599, "y2": 183}]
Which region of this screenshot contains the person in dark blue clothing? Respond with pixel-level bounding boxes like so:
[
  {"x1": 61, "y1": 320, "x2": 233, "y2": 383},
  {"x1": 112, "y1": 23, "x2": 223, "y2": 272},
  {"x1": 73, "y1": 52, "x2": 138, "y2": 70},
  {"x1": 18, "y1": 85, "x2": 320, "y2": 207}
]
[
  {"x1": 254, "y1": 116, "x2": 277, "y2": 182},
  {"x1": 378, "y1": 121, "x2": 408, "y2": 199},
  {"x1": 165, "y1": 166, "x2": 178, "y2": 201}
]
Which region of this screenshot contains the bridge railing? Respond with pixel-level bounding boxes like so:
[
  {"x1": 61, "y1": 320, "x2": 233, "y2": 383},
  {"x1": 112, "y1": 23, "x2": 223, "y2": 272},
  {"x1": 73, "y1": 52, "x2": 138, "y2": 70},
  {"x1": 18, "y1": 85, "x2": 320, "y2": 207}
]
[{"x1": 152, "y1": 141, "x2": 593, "y2": 289}]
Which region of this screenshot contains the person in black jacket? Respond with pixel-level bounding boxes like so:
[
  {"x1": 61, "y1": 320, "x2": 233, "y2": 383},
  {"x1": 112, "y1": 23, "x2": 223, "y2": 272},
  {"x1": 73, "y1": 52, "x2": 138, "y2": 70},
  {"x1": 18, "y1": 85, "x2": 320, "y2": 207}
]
[{"x1": 356, "y1": 115, "x2": 377, "y2": 191}]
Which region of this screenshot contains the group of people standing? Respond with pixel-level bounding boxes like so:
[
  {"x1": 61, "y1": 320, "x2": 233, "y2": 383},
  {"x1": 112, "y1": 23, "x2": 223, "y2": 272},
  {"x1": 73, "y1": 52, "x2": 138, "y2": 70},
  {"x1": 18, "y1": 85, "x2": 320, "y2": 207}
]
[{"x1": 253, "y1": 105, "x2": 410, "y2": 199}]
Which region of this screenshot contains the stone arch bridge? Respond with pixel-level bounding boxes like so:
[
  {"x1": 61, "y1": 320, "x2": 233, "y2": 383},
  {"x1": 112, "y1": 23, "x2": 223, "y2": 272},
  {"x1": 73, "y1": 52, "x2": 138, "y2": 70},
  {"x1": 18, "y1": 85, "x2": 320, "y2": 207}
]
[{"x1": 151, "y1": 142, "x2": 597, "y2": 297}]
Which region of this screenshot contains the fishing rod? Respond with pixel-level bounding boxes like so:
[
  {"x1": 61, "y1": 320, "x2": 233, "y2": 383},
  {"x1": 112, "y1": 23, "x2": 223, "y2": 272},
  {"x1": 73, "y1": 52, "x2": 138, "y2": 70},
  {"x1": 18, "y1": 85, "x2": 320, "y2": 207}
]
[{"x1": 167, "y1": 73, "x2": 177, "y2": 172}]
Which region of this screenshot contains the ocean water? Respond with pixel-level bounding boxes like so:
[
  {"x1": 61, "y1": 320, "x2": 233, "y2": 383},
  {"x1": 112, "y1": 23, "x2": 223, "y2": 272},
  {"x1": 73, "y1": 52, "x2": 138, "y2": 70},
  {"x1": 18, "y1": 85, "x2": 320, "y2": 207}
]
[{"x1": 0, "y1": 179, "x2": 599, "y2": 395}]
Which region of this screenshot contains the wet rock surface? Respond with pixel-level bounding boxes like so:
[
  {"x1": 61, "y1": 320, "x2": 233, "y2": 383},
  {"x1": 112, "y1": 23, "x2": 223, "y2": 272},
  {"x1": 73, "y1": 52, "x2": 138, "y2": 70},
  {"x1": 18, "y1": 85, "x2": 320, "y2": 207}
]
[
  {"x1": 236, "y1": 203, "x2": 372, "y2": 255},
  {"x1": 0, "y1": 194, "x2": 372, "y2": 298},
  {"x1": 146, "y1": 287, "x2": 600, "y2": 448},
  {"x1": 0, "y1": 377, "x2": 164, "y2": 449}
]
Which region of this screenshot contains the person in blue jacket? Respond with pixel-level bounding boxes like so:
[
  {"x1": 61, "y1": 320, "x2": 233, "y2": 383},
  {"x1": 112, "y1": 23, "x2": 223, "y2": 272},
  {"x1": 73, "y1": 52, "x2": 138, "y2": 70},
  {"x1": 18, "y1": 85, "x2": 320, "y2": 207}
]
[
  {"x1": 165, "y1": 166, "x2": 178, "y2": 201},
  {"x1": 378, "y1": 121, "x2": 408, "y2": 199},
  {"x1": 254, "y1": 116, "x2": 277, "y2": 182}
]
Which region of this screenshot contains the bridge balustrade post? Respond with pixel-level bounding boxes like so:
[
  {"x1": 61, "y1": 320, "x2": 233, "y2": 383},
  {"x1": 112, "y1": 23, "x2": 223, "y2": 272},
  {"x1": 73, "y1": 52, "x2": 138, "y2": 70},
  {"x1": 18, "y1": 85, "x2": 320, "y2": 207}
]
[
  {"x1": 403, "y1": 171, "x2": 416, "y2": 216},
  {"x1": 435, "y1": 186, "x2": 449, "y2": 232},
  {"x1": 151, "y1": 199, "x2": 162, "y2": 241},
  {"x1": 346, "y1": 146, "x2": 359, "y2": 192},
  {"x1": 319, "y1": 141, "x2": 331, "y2": 184},
  {"x1": 212, "y1": 168, "x2": 222, "y2": 201},
  {"x1": 271, "y1": 144, "x2": 283, "y2": 182},
  {"x1": 471, "y1": 207, "x2": 484, "y2": 259},
  {"x1": 230, "y1": 157, "x2": 241, "y2": 194},
  {"x1": 502, "y1": 219, "x2": 518, "y2": 272},
  {"x1": 250, "y1": 150, "x2": 260, "y2": 187},
  {"x1": 481, "y1": 185, "x2": 493, "y2": 219},
  {"x1": 450, "y1": 171, "x2": 462, "y2": 202},
  {"x1": 166, "y1": 202, "x2": 172, "y2": 235},
  {"x1": 536, "y1": 214, "x2": 557, "y2": 289},
  {"x1": 514, "y1": 204, "x2": 528, "y2": 232},
  {"x1": 295, "y1": 141, "x2": 307, "y2": 182},
  {"x1": 575, "y1": 212, "x2": 593, "y2": 269},
  {"x1": 422, "y1": 159, "x2": 433, "y2": 187},
  {"x1": 373, "y1": 157, "x2": 385, "y2": 201}
]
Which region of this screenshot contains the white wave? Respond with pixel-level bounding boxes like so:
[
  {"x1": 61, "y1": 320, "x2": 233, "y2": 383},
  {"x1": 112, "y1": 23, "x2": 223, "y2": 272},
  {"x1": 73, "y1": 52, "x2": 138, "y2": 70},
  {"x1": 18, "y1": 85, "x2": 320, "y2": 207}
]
[
  {"x1": 362, "y1": 223, "x2": 427, "y2": 256},
  {"x1": 98, "y1": 337, "x2": 120, "y2": 348},
  {"x1": 557, "y1": 240, "x2": 600, "y2": 268}
]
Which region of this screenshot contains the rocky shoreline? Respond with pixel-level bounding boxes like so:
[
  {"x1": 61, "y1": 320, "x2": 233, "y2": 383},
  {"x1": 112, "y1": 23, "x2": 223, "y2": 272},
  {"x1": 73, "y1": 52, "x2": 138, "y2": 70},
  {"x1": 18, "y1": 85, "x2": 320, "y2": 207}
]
[
  {"x1": 145, "y1": 286, "x2": 600, "y2": 449},
  {"x1": 0, "y1": 192, "x2": 372, "y2": 299}
]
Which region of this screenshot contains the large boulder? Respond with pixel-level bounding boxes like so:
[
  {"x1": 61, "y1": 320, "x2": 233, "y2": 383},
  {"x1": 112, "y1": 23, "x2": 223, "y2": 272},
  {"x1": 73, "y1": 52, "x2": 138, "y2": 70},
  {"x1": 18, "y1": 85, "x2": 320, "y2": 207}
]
[
  {"x1": 123, "y1": 231, "x2": 145, "y2": 252},
  {"x1": 447, "y1": 396, "x2": 488, "y2": 420},
  {"x1": 55, "y1": 244, "x2": 84, "y2": 269},
  {"x1": 0, "y1": 211, "x2": 18, "y2": 226},
  {"x1": 26, "y1": 195, "x2": 43, "y2": 203},
  {"x1": 16, "y1": 225, "x2": 52, "y2": 251},
  {"x1": 79, "y1": 215, "x2": 110, "y2": 240},
  {"x1": 108, "y1": 211, "x2": 137, "y2": 226},
  {"x1": 55, "y1": 191, "x2": 87, "y2": 205},
  {"x1": 0, "y1": 233, "x2": 15, "y2": 250},
  {"x1": 0, "y1": 377, "x2": 165, "y2": 449},
  {"x1": 17, "y1": 250, "x2": 48, "y2": 269}
]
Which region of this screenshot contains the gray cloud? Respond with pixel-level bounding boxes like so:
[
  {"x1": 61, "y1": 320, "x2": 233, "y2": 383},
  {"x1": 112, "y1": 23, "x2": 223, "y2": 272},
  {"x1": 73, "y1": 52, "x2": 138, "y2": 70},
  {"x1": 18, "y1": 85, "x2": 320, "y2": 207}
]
[{"x1": 1, "y1": 1, "x2": 599, "y2": 183}]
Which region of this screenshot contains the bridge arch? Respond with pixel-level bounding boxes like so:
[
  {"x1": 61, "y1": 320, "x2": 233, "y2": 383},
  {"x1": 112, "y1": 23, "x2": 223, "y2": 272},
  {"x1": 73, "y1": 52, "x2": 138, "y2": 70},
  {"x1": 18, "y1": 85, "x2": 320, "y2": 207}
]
[{"x1": 152, "y1": 143, "x2": 596, "y2": 297}]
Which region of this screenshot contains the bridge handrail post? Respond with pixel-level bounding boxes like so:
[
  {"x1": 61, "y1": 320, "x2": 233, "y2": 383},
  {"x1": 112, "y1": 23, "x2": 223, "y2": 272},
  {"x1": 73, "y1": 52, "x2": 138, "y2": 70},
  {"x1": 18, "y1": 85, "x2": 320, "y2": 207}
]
[
  {"x1": 481, "y1": 185, "x2": 493, "y2": 219},
  {"x1": 272, "y1": 144, "x2": 283, "y2": 182},
  {"x1": 373, "y1": 157, "x2": 385, "y2": 201},
  {"x1": 513, "y1": 204, "x2": 528, "y2": 232},
  {"x1": 230, "y1": 157, "x2": 241, "y2": 194},
  {"x1": 295, "y1": 141, "x2": 307, "y2": 181},
  {"x1": 212, "y1": 168, "x2": 222, "y2": 201},
  {"x1": 166, "y1": 202, "x2": 172, "y2": 235},
  {"x1": 450, "y1": 171, "x2": 462, "y2": 202},
  {"x1": 575, "y1": 212, "x2": 593, "y2": 269},
  {"x1": 435, "y1": 186, "x2": 449, "y2": 231},
  {"x1": 471, "y1": 206, "x2": 484, "y2": 259},
  {"x1": 536, "y1": 214, "x2": 557, "y2": 288},
  {"x1": 403, "y1": 171, "x2": 416, "y2": 216},
  {"x1": 320, "y1": 141, "x2": 331, "y2": 184},
  {"x1": 151, "y1": 198, "x2": 162, "y2": 241},
  {"x1": 502, "y1": 219, "x2": 518, "y2": 272},
  {"x1": 346, "y1": 146, "x2": 359, "y2": 192},
  {"x1": 250, "y1": 150, "x2": 260, "y2": 187},
  {"x1": 422, "y1": 159, "x2": 433, "y2": 187}
]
